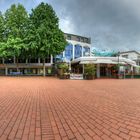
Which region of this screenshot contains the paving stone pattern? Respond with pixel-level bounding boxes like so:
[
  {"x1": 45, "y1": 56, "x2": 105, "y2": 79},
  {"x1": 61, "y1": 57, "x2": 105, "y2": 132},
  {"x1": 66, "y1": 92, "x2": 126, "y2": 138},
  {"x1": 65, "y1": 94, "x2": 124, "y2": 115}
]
[{"x1": 0, "y1": 77, "x2": 140, "y2": 140}]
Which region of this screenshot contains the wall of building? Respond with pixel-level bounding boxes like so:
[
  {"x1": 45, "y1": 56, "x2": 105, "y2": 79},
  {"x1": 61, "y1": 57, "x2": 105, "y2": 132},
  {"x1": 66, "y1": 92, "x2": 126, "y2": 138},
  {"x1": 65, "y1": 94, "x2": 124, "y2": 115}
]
[
  {"x1": 120, "y1": 51, "x2": 140, "y2": 65},
  {"x1": 62, "y1": 40, "x2": 91, "y2": 61}
]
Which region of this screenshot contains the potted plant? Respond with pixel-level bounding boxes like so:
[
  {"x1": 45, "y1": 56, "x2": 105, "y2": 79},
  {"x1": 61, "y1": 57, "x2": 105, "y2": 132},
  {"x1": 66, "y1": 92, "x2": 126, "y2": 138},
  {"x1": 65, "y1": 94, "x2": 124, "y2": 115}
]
[
  {"x1": 84, "y1": 64, "x2": 96, "y2": 80},
  {"x1": 57, "y1": 63, "x2": 70, "y2": 79}
]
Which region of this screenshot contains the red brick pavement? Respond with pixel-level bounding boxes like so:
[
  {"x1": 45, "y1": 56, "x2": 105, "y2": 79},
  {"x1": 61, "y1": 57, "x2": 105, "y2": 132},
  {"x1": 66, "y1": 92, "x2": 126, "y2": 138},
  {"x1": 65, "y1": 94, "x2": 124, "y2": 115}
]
[{"x1": 0, "y1": 77, "x2": 140, "y2": 140}]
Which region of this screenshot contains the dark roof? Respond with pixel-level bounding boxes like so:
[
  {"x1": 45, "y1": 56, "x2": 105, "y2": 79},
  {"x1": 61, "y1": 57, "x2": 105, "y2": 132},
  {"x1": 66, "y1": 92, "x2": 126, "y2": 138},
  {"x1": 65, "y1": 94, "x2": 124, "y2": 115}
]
[
  {"x1": 64, "y1": 32, "x2": 90, "y2": 40},
  {"x1": 120, "y1": 50, "x2": 140, "y2": 55}
]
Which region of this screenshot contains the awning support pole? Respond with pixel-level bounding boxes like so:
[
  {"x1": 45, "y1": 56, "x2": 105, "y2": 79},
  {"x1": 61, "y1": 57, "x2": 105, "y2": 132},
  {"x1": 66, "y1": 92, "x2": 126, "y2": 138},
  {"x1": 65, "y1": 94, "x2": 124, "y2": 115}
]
[
  {"x1": 96, "y1": 64, "x2": 100, "y2": 78},
  {"x1": 83, "y1": 64, "x2": 84, "y2": 74}
]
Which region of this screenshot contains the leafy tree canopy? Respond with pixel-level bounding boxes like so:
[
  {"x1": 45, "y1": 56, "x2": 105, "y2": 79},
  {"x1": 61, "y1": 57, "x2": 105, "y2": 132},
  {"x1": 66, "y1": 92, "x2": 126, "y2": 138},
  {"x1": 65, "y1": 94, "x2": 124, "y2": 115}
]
[
  {"x1": 0, "y1": 12, "x2": 4, "y2": 42},
  {"x1": 0, "y1": 2, "x2": 67, "y2": 76},
  {"x1": 29, "y1": 2, "x2": 67, "y2": 58},
  {"x1": 0, "y1": 37, "x2": 25, "y2": 59},
  {"x1": 4, "y1": 4, "x2": 28, "y2": 39}
]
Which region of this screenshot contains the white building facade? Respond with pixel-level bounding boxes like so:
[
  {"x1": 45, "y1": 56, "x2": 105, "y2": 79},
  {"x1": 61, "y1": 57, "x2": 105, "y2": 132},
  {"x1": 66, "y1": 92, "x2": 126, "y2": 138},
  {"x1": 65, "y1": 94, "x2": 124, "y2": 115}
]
[
  {"x1": 62, "y1": 33, "x2": 91, "y2": 61},
  {"x1": 120, "y1": 51, "x2": 140, "y2": 66}
]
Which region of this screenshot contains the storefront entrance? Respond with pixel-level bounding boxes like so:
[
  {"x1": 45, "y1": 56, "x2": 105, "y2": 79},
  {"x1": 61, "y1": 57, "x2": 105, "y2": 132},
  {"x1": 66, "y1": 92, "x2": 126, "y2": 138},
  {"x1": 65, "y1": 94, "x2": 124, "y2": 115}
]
[{"x1": 100, "y1": 64, "x2": 117, "y2": 78}]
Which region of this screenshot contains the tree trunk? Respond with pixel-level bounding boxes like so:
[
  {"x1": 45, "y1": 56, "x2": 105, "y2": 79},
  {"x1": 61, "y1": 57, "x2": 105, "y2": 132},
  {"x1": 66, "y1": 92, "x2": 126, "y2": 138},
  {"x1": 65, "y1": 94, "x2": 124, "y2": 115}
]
[
  {"x1": 5, "y1": 67, "x2": 8, "y2": 76},
  {"x1": 43, "y1": 58, "x2": 46, "y2": 77},
  {"x1": 16, "y1": 58, "x2": 19, "y2": 72}
]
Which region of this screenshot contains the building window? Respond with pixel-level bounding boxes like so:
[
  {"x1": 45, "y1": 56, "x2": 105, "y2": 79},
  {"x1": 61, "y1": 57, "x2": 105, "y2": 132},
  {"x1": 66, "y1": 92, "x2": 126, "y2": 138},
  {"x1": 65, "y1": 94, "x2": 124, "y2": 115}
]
[
  {"x1": 77, "y1": 37, "x2": 80, "y2": 42},
  {"x1": 122, "y1": 55, "x2": 128, "y2": 58},
  {"x1": 67, "y1": 35, "x2": 71, "y2": 40},
  {"x1": 40, "y1": 55, "x2": 51, "y2": 63},
  {"x1": 65, "y1": 44, "x2": 73, "y2": 60},
  {"x1": 0, "y1": 59, "x2": 2, "y2": 64},
  {"x1": 4, "y1": 58, "x2": 14, "y2": 64},
  {"x1": 18, "y1": 59, "x2": 26, "y2": 63},
  {"x1": 81, "y1": 37, "x2": 84, "y2": 42},
  {"x1": 55, "y1": 53, "x2": 63, "y2": 62},
  {"x1": 84, "y1": 38, "x2": 88, "y2": 43},
  {"x1": 75, "y1": 45, "x2": 82, "y2": 59},
  {"x1": 83, "y1": 47, "x2": 90, "y2": 56},
  {"x1": 29, "y1": 58, "x2": 38, "y2": 63}
]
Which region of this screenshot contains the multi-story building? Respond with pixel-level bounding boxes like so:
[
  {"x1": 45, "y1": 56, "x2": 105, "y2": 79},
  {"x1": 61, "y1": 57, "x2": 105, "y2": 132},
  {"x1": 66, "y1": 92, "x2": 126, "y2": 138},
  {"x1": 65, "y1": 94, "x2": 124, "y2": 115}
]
[{"x1": 62, "y1": 33, "x2": 91, "y2": 60}]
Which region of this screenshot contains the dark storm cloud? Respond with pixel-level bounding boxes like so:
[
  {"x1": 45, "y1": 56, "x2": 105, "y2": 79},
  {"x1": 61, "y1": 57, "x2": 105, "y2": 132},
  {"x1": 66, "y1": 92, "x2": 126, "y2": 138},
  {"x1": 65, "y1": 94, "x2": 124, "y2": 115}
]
[{"x1": 50, "y1": 0, "x2": 140, "y2": 51}]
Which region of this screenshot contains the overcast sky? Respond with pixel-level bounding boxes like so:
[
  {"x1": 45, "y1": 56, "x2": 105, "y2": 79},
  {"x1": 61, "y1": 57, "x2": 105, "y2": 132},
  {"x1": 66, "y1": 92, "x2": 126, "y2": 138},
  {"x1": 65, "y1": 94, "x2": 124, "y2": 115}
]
[{"x1": 0, "y1": 0, "x2": 140, "y2": 51}]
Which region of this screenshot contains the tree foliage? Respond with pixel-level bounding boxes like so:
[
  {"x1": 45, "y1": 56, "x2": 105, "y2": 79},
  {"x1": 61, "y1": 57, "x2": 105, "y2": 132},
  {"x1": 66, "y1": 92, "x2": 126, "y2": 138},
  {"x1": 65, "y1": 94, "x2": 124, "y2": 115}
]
[
  {"x1": 0, "y1": 12, "x2": 4, "y2": 42},
  {"x1": 28, "y1": 2, "x2": 67, "y2": 76},
  {"x1": 0, "y1": 37, "x2": 25, "y2": 59},
  {"x1": 29, "y1": 2, "x2": 67, "y2": 58},
  {"x1": 0, "y1": 2, "x2": 67, "y2": 76},
  {"x1": 4, "y1": 4, "x2": 28, "y2": 39},
  {"x1": 0, "y1": 4, "x2": 28, "y2": 61}
]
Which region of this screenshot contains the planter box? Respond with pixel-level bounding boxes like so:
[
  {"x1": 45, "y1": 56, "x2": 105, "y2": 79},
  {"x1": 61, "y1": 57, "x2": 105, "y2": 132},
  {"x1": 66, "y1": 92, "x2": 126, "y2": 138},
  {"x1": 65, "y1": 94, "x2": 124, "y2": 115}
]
[
  {"x1": 125, "y1": 75, "x2": 140, "y2": 79},
  {"x1": 134, "y1": 75, "x2": 140, "y2": 78},
  {"x1": 84, "y1": 75, "x2": 95, "y2": 80},
  {"x1": 59, "y1": 75, "x2": 70, "y2": 79}
]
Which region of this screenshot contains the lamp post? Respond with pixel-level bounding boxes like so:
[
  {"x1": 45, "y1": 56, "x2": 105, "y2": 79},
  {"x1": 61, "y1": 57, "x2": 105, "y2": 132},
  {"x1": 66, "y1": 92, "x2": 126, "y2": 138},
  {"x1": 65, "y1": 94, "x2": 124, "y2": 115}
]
[{"x1": 118, "y1": 51, "x2": 120, "y2": 78}]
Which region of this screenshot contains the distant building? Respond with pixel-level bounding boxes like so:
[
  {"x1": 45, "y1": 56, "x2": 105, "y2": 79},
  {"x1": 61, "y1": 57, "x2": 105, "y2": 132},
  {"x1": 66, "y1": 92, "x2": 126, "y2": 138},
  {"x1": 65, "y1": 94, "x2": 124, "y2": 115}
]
[{"x1": 120, "y1": 51, "x2": 140, "y2": 66}]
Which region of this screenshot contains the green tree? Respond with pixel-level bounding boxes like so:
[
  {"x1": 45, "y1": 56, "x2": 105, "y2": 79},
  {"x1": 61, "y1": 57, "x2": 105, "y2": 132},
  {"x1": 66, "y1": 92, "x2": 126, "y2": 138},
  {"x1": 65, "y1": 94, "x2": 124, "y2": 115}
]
[
  {"x1": 4, "y1": 4, "x2": 28, "y2": 39},
  {"x1": 0, "y1": 12, "x2": 4, "y2": 42},
  {"x1": 0, "y1": 37, "x2": 26, "y2": 72},
  {"x1": 29, "y1": 2, "x2": 67, "y2": 76},
  {"x1": 0, "y1": 4, "x2": 29, "y2": 68},
  {"x1": 0, "y1": 37, "x2": 24, "y2": 58}
]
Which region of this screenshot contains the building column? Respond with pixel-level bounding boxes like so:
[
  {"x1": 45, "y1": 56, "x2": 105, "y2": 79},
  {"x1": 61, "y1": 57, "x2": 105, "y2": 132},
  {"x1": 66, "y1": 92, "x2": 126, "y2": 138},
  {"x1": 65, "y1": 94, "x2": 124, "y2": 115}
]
[
  {"x1": 51, "y1": 55, "x2": 53, "y2": 64},
  {"x1": 63, "y1": 51, "x2": 65, "y2": 58},
  {"x1": 96, "y1": 64, "x2": 100, "y2": 78},
  {"x1": 130, "y1": 66, "x2": 134, "y2": 78},
  {"x1": 81, "y1": 46, "x2": 83, "y2": 57},
  {"x1": 5, "y1": 67, "x2": 8, "y2": 76},
  {"x1": 14, "y1": 56, "x2": 16, "y2": 64},
  {"x1": 72, "y1": 44, "x2": 75, "y2": 60},
  {"x1": 83, "y1": 64, "x2": 84, "y2": 74},
  {"x1": 2, "y1": 58, "x2": 4, "y2": 64},
  {"x1": 89, "y1": 47, "x2": 91, "y2": 56},
  {"x1": 26, "y1": 59, "x2": 28, "y2": 64},
  {"x1": 38, "y1": 58, "x2": 40, "y2": 63}
]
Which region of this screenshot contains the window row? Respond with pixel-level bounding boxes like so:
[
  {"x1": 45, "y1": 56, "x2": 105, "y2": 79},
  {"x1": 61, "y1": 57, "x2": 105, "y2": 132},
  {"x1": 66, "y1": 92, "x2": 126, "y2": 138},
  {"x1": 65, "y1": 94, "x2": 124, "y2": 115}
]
[
  {"x1": 0, "y1": 57, "x2": 51, "y2": 64},
  {"x1": 66, "y1": 34, "x2": 90, "y2": 43},
  {"x1": 65, "y1": 44, "x2": 90, "y2": 60}
]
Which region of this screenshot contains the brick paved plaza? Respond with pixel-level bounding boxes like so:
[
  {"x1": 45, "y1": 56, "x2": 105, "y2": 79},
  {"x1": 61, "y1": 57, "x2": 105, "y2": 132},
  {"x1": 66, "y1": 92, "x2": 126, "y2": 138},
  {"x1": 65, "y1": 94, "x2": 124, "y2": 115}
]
[{"x1": 0, "y1": 77, "x2": 140, "y2": 140}]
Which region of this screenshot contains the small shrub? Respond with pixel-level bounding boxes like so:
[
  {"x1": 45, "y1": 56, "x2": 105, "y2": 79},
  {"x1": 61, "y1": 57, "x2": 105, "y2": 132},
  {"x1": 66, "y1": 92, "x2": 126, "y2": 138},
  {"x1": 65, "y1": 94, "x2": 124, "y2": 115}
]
[{"x1": 84, "y1": 64, "x2": 96, "y2": 76}]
